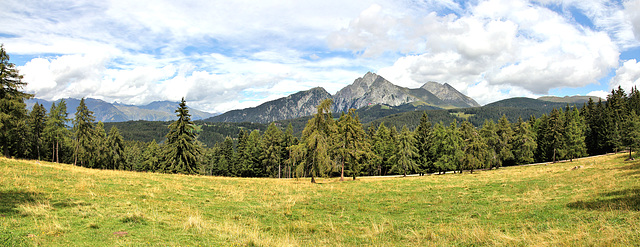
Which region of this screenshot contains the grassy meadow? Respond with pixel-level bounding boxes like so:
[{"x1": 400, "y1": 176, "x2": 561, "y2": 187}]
[{"x1": 1, "y1": 153, "x2": 639, "y2": 246}]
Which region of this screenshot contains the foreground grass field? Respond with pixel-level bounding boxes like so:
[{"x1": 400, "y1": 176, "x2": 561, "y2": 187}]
[{"x1": 1, "y1": 154, "x2": 639, "y2": 246}]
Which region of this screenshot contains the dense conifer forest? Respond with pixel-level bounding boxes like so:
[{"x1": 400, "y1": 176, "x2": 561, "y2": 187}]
[{"x1": 3, "y1": 45, "x2": 640, "y2": 182}]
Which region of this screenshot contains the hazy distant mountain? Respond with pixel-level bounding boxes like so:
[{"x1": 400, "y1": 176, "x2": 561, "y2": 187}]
[
  {"x1": 537, "y1": 95, "x2": 603, "y2": 104},
  {"x1": 26, "y1": 98, "x2": 216, "y2": 122},
  {"x1": 332, "y1": 72, "x2": 446, "y2": 113},
  {"x1": 205, "y1": 87, "x2": 332, "y2": 123},
  {"x1": 420, "y1": 81, "x2": 480, "y2": 108}
]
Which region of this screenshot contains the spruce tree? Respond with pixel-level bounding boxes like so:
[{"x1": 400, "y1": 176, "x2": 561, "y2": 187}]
[
  {"x1": 73, "y1": 98, "x2": 96, "y2": 167},
  {"x1": 512, "y1": 117, "x2": 537, "y2": 165},
  {"x1": 496, "y1": 115, "x2": 514, "y2": 167},
  {"x1": 94, "y1": 122, "x2": 107, "y2": 168},
  {"x1": 460, "y1": 121, "x2": 486, "y2": 173},
  {"x1": 624, "y1": 110, "x2": 640, "y2": 160},
  {"x1": 563, "y1": 107, "x2": 587, "y2": 161},
  {"x1": 163, "y1": 98, "x2": 200, "y2": 174},
  {"x1": 546, "y1": 108, "x2": 566, "y2": 162},
  {"x1": 335, "y1": 109, "x2": 369, "y2": 180},
  {"x1": 0, "y1": 44, "x2": 32, "y2": 157},
  {"x1": 391, "y1": 125, "x2": 418, "y2": 177},
  {"x1": 28, "y1": 103, "x2": 47, "y2": 160},
  {"x1": 143, "y1": 140, "x2": 161, "y2": 172},
  {"x1": 480, "y1": 120, "x2": 500, "y2": 169},
  {"x1": 414, "y1": 112, "x2": 433, "y2": 175},
  {"x1": 107, "y1": 126, "x2": 125, "y2": 170}
]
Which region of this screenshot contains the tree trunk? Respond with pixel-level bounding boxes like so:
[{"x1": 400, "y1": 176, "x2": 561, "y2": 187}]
[
  {"x1": 311, "y1": 175, "x2": 316, "y2": 183},
  {"x1": 52, "y1": 142, "x2": 56, "y2": 162},
  {"x1": 340, "y1": 157, "x2": 344, "y2": 181},
  {"x1": 552, "y1": 148, "x2": 556, "y2": 163},
  {"x1": 56, "y1": 141, "x2": 59, "y2": 163}
]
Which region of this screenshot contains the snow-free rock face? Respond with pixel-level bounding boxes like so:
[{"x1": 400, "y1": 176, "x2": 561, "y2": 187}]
[
  {"x1": 420, "y1": 81, "x2": 481, "y2": 108},
  {"x1": 332, "y1": 72, "x2": 444, "y2": 113},
  {"x1": 205, "y1": 87, "x2": 332, "y2": 123}
]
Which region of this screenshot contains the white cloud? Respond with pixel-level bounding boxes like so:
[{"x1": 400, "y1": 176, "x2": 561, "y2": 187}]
[
  {"x1": 609, "y1": 59, "x2": 640, "y2": 92},
  {"x1": 624, "y1": 0, "x2": 640, "y2": 41}
]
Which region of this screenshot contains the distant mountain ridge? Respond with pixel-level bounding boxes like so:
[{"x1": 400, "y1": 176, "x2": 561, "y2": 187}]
[
  {"x1": 26, "y1": 98, "x2": 216, "y2": 122},
  {"x1": 206, "y1": 72, "x2": 480, "y2": 124},
  {"x1": 537, "y1": 95, "x2": 603, "y2": 104}
]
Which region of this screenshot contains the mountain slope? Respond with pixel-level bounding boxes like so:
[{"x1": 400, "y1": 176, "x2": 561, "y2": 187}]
[
  {"x1": 537, "y1": 96, "x2": 602, "y2": 104},
  {"x1": 421, "y1": 81, "x2": 480, "y2": 108},
  {"x1": 205, "y1": 87, "x2": 332, "y2": 123}
]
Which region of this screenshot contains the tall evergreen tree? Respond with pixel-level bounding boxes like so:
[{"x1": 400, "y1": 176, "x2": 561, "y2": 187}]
[
  {"x1": 414, "y1": 112, "x2": 433, "y2": 175},
  {"x1": 604, "y1": 87, "x2": 627, "y2": 152},
  {"x1": 496, "y1": 115, "x2": 514, "y2": 167},
  {"x1": 301, "y1": 99, "x2": 334, "y2": 183},
  {"x1": 93, "y1": 122, "x2": 107, "y2": 168},
  {"x1": 262, "y1": 123, "x2": 283, "y2": 178},
  {"x1": 545, "y1": 108, "x2": 566, "y2": 162},
  {"x1": 28, "y1": 103, "x2": 47, "y2": 160},
  {"x1": 563, "y1": 107, "x2": 587, "y2": 161},
  {"x1": 335, "y1": 109, "x2": 369, "y2": 180},
  {"x1": 44, "y1": 100, "x2": 70, "y2": 163},
  {"x1": 480, "y1": 120, "x2": 500, "y2": 169},
  {"x1": 73, "y1": 98, "x2": 96, "y2": 167},
  {"x1": 107, "y1": 126, "x2": 125, "y2": 170},
  {"x1": 163, "y1": 98, "x2": 200, "y2": 174},
  {"x1": 624, "y1": 110, "x2": 640, "y2": 160},
  {"x1": 0, "y1": 44, "x2": 32, "y2": 157},
  {"x1": 460, "y1": 121, "x2": 486, "y2": 173},
  {"x1": 391, "y1": 125, "x2": 418, "y2": 177},
  {"x1": 512, "y1": 117, "x2": 537, "y2": 165},
  {"x1": 283, "y1": 123, "x2": 295, "y2": 178}
]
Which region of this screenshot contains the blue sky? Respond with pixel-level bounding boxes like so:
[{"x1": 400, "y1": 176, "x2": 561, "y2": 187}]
[{"x1": 1, "y1": 0, "x2": 639, "y2": 113}]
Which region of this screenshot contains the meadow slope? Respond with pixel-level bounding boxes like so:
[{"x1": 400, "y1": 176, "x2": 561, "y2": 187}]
[{"x1": 1, "y1": 154, "x2": 639, "y2": 246}]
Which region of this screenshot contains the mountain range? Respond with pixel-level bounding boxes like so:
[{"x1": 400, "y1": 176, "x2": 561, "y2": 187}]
[
  {"x1": 207, "y1": 72, "x2": 480, "y2": 123},
  {"x1": 25, "y1": 98, "x2": 216, "y2": 122}
]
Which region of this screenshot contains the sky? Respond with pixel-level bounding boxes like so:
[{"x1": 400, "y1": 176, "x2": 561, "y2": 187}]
[{"x1": 1, "y1": 0, "x2": 640, "y2": 113}]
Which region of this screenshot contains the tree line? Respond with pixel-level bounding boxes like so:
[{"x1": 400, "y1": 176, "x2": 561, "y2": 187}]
[{"x1": 2, "y1": 45, "x2": 640, "y2": 183}]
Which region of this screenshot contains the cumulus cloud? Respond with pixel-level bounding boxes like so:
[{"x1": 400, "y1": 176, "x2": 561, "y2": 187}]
[
  {"x1": 624, "y1": 0, "x2": 640, "y2": 41},
  {"x1": 609, "y1": 59, "x2": 640, "y2": 91},
  {"x1": 332, "y1": 0, "x2": 621, "y2": 104}
]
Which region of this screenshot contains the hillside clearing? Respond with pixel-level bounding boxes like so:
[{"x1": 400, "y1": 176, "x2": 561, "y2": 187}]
[{"x1": 1, "y1": 154, "x2": 639, "y2": 246}]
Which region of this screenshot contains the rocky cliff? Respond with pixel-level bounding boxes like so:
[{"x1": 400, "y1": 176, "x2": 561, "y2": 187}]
[{"x1": 420, "y1": 81, "x2": 480, "y2": 108}]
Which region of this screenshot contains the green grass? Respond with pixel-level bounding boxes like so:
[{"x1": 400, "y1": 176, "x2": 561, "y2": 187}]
[{"x1": 1, "y1": 154, "x2": 639, "y2": 246}]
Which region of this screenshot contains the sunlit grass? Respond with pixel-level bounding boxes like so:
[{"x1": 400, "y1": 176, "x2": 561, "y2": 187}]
[{"x1": 1, "y1": 153, "x2": 639, "y2": 246}]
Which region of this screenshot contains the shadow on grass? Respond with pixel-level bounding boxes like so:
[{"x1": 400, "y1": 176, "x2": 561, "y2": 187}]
[
  {"x1": 0, "y1": 190, "x2": 42, "y2": 216},
  {"x1": 567, "y1": 188, "x2": 640, "y2": 211}
]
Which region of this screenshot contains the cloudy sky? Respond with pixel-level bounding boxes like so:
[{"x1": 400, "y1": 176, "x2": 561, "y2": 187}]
[{"x1": 2, "y1": 0, "x2": 640, "y2": 113}]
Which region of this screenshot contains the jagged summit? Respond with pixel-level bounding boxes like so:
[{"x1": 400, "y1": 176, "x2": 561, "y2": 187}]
[{"x1": 420, "y1": 81, "x2": 480, "y2": 108}]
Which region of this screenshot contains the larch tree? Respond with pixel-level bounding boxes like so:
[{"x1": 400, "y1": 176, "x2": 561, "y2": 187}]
[
  {"x1": 163, "y1": 98, "x2": 200, "y2": 174},
  {"x1": 262, "y1": 122, "x2": 283, "y2": 178},
  {"x1": 480, "y1": 120, "x2": 500, "y2": 169},
  {"x1": 391, "y1": 125, "x2": 418, "y2": 177},
  {"x1": 301, "y1": 98, "x2": 334, "y2": 183},
  {"x1": 335, "y1": 109, "x2": 369, "y2": 180},
  {"x1": 496, "y1": 115, "x2": 514, "y2": 167}
]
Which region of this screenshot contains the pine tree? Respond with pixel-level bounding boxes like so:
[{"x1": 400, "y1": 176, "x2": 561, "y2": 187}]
[
  {"x1": 624, "y1": 110, "x2": 640, "y2": 160},
  {"x1": 0, "y1": 44, "x2": 33, "y2": 157},
  {"x1": 163, "y1": 98, "x2": 200, "y2": 174},
  {"x1": 391, "y1": 125, "x2": 418, "y2": 176},
  {"x1": 44, "y1": 100, "x2": 70, "y2": 163},
  {"x1": 142, "y1": 140, "x2": 161, "y2": 172},
  {"x1": 107, "y1": 126, "x2": 125, "y2": 170},
  {"x1": 73, "y1": 98, "x2": 96, "y2": 167},
  {"x1": 301, "y1": 99, "x2": 334, "y2": 183},
  {"x1": 28, "y1": 103, "x2": 47, "y2": 160},
  {"x1": 262, "y1": 123, "x2": 283, "y2": 178},
  {"x1": 414, "y1": 112, "x2": 433, "y2": 175}
]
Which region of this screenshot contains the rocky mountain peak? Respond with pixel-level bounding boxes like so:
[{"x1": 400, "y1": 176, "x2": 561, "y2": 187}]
[{"x1": 420, "y1": 81, "x2": 480, "y2": 107}]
